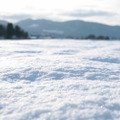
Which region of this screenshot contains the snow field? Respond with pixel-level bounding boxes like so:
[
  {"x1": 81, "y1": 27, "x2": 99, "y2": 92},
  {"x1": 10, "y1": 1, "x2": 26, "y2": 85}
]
[{"x1": 0, "y1": 39, "x2": 120, "y2": 120}]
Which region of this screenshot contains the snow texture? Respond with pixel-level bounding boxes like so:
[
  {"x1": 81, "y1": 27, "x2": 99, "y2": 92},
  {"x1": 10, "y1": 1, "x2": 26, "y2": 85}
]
[{"x1": 0, "y1": 39, "x2": 120, "y2": 120}]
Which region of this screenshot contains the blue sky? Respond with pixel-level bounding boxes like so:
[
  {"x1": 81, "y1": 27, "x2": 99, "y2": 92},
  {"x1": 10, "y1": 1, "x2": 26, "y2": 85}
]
[{"x1": 0, "y1": 0, "x2": 120, "y2": 25}]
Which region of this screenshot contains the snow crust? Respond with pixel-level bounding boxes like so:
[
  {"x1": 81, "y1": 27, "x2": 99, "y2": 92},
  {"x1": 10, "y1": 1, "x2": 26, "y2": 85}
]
[{"x1": 0, "y1": 39, "x2": 120, "y2": 120}]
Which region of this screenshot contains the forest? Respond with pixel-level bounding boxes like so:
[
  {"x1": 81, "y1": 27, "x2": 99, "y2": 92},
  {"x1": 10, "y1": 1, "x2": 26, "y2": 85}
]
[{"x1": 0, "y1": 23, "x2": 28, "y2": 39}]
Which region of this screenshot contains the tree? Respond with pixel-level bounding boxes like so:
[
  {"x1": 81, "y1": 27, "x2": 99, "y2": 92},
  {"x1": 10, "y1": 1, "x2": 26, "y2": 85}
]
[
  {"x1": 14, "y1": 25, "x2": 28, "y2": 39},
  {"x1": 97, "y1": 36, "x2": 105, "y2": 40},
  {"x1": 23, "y1": 31, "x2": 29, "y2": 39},
  {"x1": 97, "y1": 36, "x2": 110, "y2": 40},
  {"x1": 14, "y1": 25, "x2": 22, "y2": 39},
  {"x1": 0, "y1": 24, "x2": 5, "y2": 37},
  {"x1": 5, "y1": 23, "x2": 29, "y2": 39},
  {"x1": 6, "y1": 23, "x2": 14, "y2": 39},
  {"x1": 86, "y1": 34, "x2": 96, "y2": 39}
]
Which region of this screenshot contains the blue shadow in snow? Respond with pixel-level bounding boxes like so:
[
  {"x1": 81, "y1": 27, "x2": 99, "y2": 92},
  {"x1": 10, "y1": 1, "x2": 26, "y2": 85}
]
[
  {"x1": 14, "y1": 51, "x2": 42, "y2": 54},
  {"x1": 54, "y1": 50, "x2": 79, "y2": 55},
  {"x1": 91, "y1": 57, "x2": 120, "y2": 64}
]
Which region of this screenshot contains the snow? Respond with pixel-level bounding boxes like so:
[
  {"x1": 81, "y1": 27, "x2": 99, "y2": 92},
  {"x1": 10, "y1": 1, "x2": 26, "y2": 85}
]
[
  {"x1": 30, "y1": 24, "x2": 40, "y2": 28},
  {"x1": 0, "y1": 39, "x2": 120, "y2": 120},
  {"x1": 43, "y1": 29, "x2": 64, "y2": 34}
]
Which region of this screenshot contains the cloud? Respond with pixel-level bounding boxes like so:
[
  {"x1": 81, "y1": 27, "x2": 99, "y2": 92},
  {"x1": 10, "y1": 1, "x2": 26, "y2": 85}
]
[
  {"x1": 0, "y1": 14, "x2": 32, "y2": 21},
  {"x1": 0, "y1": 9, "x2": 117, "y2": 25},
  {"x1": 63, "y1": 10, "x2": 115, "y2": 17},
  {"x1": 0, "y1": 12, "x2": 62, "y2": 22}
]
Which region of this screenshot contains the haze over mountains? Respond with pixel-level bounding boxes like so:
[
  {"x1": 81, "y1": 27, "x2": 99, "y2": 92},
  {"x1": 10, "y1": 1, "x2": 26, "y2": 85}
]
[
  {"x1": 0, "y1": 20, "x2": 8, "y2": 25},
  {"x1": 1, "y1": 19, "x2": 120, "y2": 39}
]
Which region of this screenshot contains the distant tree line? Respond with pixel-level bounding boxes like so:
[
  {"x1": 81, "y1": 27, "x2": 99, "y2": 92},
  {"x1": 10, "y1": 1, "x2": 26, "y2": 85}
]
[
  {"x1": 63, "y1": 34, "x2": 110, "y2": 40},
  {"x1": 84, "y1": 34, "x2": 110, "y2": 40},
  {"x1": 0, "y1": 23, "x2": 28, "y2": 39}
]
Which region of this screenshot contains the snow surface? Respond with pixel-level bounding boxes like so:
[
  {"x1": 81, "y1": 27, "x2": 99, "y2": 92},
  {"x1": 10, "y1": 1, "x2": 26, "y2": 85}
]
[{"x1": 0, "y1": 39, "x2": 120, "y2": 120}]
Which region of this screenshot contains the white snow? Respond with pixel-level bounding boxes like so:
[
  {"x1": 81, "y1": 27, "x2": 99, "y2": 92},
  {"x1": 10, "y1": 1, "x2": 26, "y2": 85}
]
[
  {"x1": 30, "y1": 24, "x2": 40, "y2": 28},
  {"x1": 0, "y1": 39, "x2": 120, "y2": 120},
  {"x1": 43, "y1": 29, "x2": 64, "y2": 34}
]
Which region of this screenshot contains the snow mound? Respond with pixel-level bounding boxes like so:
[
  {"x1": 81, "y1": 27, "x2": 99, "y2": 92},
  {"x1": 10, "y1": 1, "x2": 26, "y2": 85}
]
[{"x1": 0, "y1": 39, "x2": 120, "y2": 120}]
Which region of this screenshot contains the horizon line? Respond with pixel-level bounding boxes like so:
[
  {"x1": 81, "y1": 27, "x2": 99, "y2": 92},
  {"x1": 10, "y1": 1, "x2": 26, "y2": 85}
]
[{"x1": 0, "y1": 18, "x2": 119, "y2": 27}]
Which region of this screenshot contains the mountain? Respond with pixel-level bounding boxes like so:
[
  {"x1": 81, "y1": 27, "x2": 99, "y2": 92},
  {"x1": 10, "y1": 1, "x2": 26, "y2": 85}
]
[
  {"x1": 0, "y1": 20, "x2": 8, "y2": 25},
  {"x1": 15, "y1": 19, "x2": 120, "y2": 39}
]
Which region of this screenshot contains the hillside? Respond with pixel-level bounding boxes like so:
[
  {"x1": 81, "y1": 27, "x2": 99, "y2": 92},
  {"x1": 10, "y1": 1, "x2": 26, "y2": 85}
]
[
  {"x1": 1, "y1": 19, "x2": 120, "y2": 39},
  {"x1": 16, "y1": 19, "x2": 120, "y2": 39}
]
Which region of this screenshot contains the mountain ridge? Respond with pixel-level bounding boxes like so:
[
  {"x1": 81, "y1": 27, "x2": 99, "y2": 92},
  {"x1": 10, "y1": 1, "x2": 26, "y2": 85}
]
[
  {"x1": 1, "y1": 19, "x2": 120, "y2": 39},
  {"x1": 16, "y1": 19, "x2": 120, "y2": 39}
]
